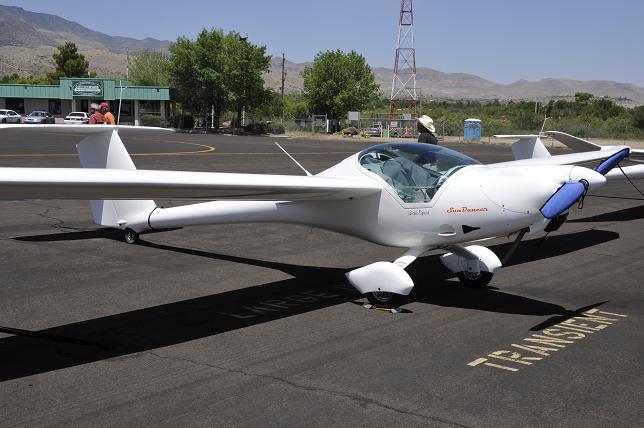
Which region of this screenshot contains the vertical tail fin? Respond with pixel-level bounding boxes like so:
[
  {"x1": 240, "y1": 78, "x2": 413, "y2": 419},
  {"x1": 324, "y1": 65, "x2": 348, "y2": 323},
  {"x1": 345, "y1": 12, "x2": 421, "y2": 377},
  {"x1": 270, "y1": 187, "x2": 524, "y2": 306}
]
[{"x1": 77, "y1": 130, "x2": 156, "y2": 230}]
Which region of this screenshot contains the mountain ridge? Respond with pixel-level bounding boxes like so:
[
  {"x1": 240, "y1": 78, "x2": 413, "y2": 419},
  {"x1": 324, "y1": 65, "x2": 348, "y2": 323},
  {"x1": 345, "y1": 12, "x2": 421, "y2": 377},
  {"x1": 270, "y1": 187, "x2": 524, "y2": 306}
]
[
  {"x1": 265, "y1": 58, "x2": 644, "y2": 104},
  {"x1": 0, "y1": 5, "x2": 170, "y2": 53},
  {"x1": 1, "y1": 5, "x2": 642, "y2": 105}
]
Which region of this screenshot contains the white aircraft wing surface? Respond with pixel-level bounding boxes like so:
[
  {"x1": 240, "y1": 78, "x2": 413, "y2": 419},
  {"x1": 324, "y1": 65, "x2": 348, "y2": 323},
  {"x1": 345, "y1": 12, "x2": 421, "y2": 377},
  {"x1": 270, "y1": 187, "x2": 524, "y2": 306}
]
[
  {"x1": 0, "y1": 168, "x2": 381, "y2": 201},
  {"x1": 0, "y1": 124, "x2": 173, "y2": 134},
  {"x1": 487, "y1": 146, "x2": 631, "y2": 168},
  {"x1": 545, "y1": 130, "x2": 644, "y2": 162},
  {"x1": 543, "y1": 131, "x2": 602, "y2": 152},
  {"x1": 0, "y1": 125, "x2": 380, "y2": 201},
  {"x1": 490, "y1": 133, "x2": 644, "y2": 179}
]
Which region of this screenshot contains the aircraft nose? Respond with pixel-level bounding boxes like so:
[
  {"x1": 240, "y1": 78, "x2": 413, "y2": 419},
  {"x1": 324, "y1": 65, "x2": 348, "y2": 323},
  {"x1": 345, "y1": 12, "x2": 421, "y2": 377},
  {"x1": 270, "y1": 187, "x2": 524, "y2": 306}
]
[{"x1": 569, "y1": 166, "x2": 606, "y2": 190}]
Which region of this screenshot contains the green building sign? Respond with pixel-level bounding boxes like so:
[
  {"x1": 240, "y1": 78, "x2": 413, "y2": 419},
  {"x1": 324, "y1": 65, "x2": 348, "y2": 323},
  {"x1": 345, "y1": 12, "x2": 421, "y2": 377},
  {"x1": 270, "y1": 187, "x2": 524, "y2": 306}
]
[{"x1": 72, "y1": 80, "x2": 103, "y2": 97}]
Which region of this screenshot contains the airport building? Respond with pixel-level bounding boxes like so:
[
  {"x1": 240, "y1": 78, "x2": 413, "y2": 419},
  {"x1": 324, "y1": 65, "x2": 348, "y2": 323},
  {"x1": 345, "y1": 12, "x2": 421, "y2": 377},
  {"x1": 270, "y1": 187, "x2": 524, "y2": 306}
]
[{"x1": 0, "y1": 77, "x2": 171, "y2": 125}]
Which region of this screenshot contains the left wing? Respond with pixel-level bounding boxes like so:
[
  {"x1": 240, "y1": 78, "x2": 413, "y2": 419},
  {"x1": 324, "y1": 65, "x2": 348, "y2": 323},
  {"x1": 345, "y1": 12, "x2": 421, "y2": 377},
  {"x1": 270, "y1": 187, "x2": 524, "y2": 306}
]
[
  {"x1": 0, "y1": 167, "x2": 381, "y2": 200},
  {"x1": 0, "y1": 125, "x2": 379, "y2": 201}
]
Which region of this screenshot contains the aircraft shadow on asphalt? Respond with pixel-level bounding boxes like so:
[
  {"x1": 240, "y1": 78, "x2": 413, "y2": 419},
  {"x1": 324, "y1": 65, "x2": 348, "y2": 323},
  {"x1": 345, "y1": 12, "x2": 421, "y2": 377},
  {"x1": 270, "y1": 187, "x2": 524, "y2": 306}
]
[
  {"x1": 568, "y1": 203, "x2": 644, "y2": 223},
  {"x1": 1, "y1": 228, "x2": 618, "y2": 382}
]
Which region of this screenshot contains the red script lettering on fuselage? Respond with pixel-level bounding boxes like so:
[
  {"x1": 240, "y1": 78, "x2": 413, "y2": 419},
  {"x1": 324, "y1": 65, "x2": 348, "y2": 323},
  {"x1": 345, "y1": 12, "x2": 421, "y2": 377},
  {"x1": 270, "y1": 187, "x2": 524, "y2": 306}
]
[{"x1": 447, "y1": 206, "x2": 489, "y2": 213}]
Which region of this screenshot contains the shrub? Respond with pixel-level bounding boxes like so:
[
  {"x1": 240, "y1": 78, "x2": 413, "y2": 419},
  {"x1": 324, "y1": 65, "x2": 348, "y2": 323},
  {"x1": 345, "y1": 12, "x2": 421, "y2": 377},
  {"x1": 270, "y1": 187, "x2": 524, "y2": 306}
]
[
  {"x1": 171, "y1": 114, "x2": 194, "y2": 129},
  {"x1": 270, "y1": 123, "x2": 285, "y2": 134},
  {"x1": 141, "y1": 114, "x2": 168, "y2": 128},
  {"x1": 244, "y1": 122, "x2": 270, "y2": 134}
]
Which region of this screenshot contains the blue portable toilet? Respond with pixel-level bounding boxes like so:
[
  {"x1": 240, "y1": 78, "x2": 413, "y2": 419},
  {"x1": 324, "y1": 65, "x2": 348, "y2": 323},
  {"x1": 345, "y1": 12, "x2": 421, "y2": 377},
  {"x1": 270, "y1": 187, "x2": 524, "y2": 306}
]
[{"x1": 464, "y1": 118, "x2": 482, "y2": 142}]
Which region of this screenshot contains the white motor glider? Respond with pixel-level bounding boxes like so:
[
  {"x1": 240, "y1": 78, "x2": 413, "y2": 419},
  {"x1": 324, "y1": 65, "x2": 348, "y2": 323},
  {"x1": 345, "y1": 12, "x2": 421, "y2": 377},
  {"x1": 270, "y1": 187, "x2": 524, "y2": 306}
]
[{"x1": 1, "y1": 125, "x2": 643, "y2": 307}]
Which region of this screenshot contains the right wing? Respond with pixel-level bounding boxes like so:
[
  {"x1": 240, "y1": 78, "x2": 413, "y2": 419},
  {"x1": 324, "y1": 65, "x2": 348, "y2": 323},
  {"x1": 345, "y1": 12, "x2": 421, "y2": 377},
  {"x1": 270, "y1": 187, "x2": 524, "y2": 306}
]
[
  {"x1": 543, "y1": 131, "x2": 602, "y2": 152},
  {"x1": 545, "y1": 131, "x2": 644, "y2": 162},
  {"x1": 491, "y1": 133, "x2": 644, "y2": 177}
]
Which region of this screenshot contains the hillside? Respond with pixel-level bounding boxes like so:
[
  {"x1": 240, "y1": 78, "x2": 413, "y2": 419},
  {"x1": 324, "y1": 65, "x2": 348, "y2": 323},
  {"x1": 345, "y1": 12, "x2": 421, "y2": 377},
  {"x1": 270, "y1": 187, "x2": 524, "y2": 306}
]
[
  {"x1": 0, "y1": 5, "x2": 170, "y2": 52},
  {"x1": 1, "y1": 5, "x2": 643, "y2": 105},
  {"x1": 0, "y1": 5, "x2": 169, "y2": 77},
  {"x1": 266, "y1": 58, "x2": 644, "y2": 105}
]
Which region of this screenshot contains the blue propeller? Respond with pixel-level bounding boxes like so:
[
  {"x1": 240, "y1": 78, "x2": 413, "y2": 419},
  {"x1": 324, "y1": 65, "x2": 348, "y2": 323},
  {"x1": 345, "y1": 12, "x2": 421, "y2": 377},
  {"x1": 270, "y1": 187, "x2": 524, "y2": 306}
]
[
  {"x1": 540, "y1": 148, "x2": 630, "y2": 219},
  {"x1": 540, "y1": 182, "x2": 588, "y2": 219},
  {"x1": 595, "y1": 148, "x2": 629, "y2": 175}
]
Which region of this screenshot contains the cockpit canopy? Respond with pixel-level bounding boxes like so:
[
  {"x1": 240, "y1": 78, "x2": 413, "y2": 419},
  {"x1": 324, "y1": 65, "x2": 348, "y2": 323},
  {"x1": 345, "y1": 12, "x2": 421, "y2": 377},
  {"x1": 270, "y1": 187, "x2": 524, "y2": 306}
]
[{"x1": 359, "y1": 143, "x2": 480, "y2": 203}]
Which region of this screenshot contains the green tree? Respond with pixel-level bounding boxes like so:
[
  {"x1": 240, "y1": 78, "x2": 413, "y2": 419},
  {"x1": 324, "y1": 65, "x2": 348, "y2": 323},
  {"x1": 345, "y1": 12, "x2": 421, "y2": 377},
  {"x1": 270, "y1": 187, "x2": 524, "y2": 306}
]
[
  {"x1": 590, "y1": 98, "x2": 622, "y2": 120},
  {"x1": 223, "y1": 34, "x2": 271, "y2": 124},
  {"x1": 302, "y1": 50, "x2": 379, "y2": 120},
  {"x1": 168, "y1": 30, "x2": 227, "y2": 124},
  {"x1": 284, "y1": 95, "x2": 309, "y2": 119},
  {"x1": 252, "y1": 90, "x2": 282, "y2": 118},
  {"x1": 168, "y1": 29, "x2": 271, "y2": 127},
  {"x1": 48, "y1": 42, "x2": 90, "y2": 82},
  {"x1": 129, "y1": 50, "x2": 170, "y2": 86},
  {"x1": 574, "y1": 92, "x2": 594, "y2": 105}
]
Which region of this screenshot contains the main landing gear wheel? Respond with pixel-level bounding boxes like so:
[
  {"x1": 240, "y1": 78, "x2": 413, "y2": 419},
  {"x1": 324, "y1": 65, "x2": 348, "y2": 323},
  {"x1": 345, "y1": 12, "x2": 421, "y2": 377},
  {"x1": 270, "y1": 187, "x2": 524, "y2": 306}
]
[
  {"x1": 456, "y1": 271, "x2": 493, "y2": 287},
  {"x1": 123, "y1": 228, "x2": 139, "y2": 244},
  {"x1": 365, "y1": 291, "x2": 405, "y2": 309}
]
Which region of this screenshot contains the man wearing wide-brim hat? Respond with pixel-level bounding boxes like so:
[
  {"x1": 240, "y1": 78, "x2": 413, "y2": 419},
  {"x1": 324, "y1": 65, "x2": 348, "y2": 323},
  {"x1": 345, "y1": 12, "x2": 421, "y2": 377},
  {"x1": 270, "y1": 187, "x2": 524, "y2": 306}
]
[{"x1": 417, "y1": 114, "x2": 438, "y2": 144}]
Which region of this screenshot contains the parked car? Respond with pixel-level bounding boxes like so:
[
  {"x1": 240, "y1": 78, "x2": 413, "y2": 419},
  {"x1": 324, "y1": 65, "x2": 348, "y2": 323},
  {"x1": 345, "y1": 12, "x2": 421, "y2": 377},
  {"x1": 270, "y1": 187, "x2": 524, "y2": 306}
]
[
  {"x1": 366, "y1": 125, "x2": 382, "y2": 137},
  {"x1": 64, "y1": 112, "x2": 90, "y2": 124},
  {"x1": 0, "y1": 109, "x2": 22, "y2": 123},
  {"x1": 24, "y1": 111, "x2": 55, "y2": 124}
]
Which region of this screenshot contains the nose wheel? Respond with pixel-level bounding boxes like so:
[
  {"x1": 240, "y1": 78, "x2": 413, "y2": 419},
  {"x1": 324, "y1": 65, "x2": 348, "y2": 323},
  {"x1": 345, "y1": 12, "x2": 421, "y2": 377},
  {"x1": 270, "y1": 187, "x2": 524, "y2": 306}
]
[
  {"x1": 456, "y1": 271, "x2": 493, "y2": 287},
  {"x1": 123, "y1": 228, "x2": 139, "y2": 244},
  {"x1": 365, "y1": 291, "x2": 405, "y2": 309}
]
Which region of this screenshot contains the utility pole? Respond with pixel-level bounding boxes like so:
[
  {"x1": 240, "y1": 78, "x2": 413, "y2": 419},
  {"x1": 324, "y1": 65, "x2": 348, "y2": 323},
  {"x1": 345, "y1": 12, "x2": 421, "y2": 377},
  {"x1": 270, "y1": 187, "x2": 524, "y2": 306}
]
[
  {"x1": 281, "y1": 53, "x2": 286, "y2": 125},
  {"x1": 389, "y1": 0, "x2": 420, "y2": 118},
  {"x1": 126, "y1": 49, "x2": 130, "y2": 80}
]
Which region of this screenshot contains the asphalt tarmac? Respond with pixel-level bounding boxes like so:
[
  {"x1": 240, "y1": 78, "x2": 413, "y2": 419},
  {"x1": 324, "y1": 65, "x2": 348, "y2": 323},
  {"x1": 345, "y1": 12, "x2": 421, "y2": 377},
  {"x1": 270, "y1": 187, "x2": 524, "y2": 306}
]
[{"x1": 0, "y1": 129, "x2": 642, "y2": 427}]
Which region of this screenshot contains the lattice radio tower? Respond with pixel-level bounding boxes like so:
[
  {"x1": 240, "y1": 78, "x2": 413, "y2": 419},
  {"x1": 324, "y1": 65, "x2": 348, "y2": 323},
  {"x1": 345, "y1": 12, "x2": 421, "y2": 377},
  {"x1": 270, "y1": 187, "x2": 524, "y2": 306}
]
[{"x1": 389, "y1": 0, "x2": 419, "y2": 118}]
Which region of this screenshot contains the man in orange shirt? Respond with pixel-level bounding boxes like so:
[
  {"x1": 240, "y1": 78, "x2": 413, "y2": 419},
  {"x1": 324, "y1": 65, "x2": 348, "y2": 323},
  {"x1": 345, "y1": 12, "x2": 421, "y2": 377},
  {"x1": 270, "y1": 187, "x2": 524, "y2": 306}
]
[
  {"x1": 88, "y1": 103, "x2": 105, "y2": 124},
  {"x1": 100, "y1": 102, "x2": 116, "y2": 125}
]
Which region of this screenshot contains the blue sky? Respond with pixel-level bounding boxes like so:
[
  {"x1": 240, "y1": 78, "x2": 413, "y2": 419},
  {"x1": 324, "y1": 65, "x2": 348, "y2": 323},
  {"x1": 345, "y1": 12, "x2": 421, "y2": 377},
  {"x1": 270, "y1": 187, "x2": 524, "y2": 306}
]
[{"x1": 3, "y1": 0, "x2": 644, "y2": 85}]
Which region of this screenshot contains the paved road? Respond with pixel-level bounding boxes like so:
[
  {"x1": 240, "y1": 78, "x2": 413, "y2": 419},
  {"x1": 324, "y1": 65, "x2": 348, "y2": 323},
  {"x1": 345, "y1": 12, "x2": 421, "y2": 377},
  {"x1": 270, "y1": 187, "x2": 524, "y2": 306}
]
[{"x1": 0, "y1": 129, "x2": 642, "y2": 427}]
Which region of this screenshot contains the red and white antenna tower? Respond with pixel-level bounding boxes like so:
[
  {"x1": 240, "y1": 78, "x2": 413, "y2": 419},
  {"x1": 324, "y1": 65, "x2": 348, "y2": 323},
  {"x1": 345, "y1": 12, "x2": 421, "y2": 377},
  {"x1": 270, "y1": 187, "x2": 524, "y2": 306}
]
[{"x1": 389, "y1": 0, "x2": 419, "y2": 118}]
